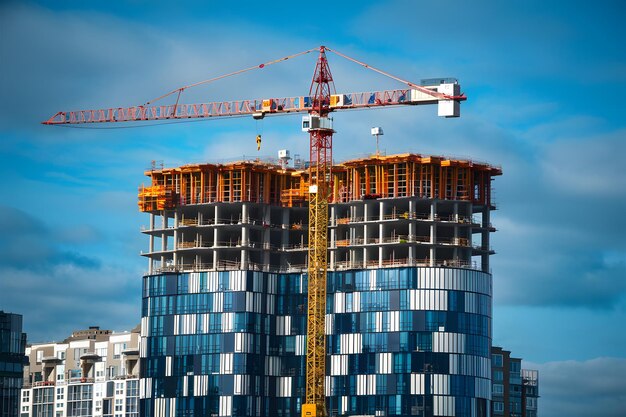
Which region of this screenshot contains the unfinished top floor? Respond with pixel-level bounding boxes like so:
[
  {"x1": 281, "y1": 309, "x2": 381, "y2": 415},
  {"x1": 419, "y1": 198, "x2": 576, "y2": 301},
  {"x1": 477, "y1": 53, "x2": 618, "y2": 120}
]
[{"x1": 138, "y1": 153, "x2": 502, "y2": 212}]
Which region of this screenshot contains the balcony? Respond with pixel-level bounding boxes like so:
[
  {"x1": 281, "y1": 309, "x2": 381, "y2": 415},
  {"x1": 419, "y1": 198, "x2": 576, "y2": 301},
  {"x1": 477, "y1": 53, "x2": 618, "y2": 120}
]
[
  {"x1": 67, "y1": 377, "x2": 94, "y2": 385},
  {"x1": 32, "y1": 380, "x2": 55, "y2": 387}
]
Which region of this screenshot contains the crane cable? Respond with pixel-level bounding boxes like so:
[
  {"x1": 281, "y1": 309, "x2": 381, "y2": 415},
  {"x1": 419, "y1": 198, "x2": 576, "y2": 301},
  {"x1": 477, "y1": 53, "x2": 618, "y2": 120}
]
[
  {"x1": 144, "y1": 48, "x2": 319, "y2": 106},
  {"x1": 325, "y1": 47, "x2": 466, "y2": 101}
]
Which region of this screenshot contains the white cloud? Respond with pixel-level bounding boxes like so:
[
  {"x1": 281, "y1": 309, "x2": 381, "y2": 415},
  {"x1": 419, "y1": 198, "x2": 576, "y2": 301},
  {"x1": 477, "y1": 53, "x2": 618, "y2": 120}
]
[
  {"x1": 0, "y1": 205, "x2": 142, "y2": 341},
  {"x1": 540, "y1": 129, "x2": 626, "y2": 198},
  {"x1": 0, "y1": 262, "x2": 141, "y2": 343},
  {"x1": 527, "y1": 357, "x2": 626, "y2": 417}
]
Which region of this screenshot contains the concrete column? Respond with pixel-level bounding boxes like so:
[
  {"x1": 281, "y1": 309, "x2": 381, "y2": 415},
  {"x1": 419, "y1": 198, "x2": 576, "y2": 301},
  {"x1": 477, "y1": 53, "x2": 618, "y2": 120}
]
[
  {"x1": 282, "y1": 207, "x2": 289, "y2": 249},
  {"x1": 148, "y1": 213, "x2": 155, "y2": 274},
  {"x1": 242, "y1": 203, "x2": 248, "y2": 224},
  {"x1": 379, "y1": 222, "x2": 384, "y2": 268},
  {"x1": 263, "y1": 206, "x2": 271, "y2": 270},
  {"x1": 264, "y1": 205, "x2": 271, "y2": 225},
  {"x1": 408, "y1": 200, "x2": 415, "y2": 239},
  {"x1": 161, "y1": 212, "x2": 167, "y2": 268},
  {"x1": 408, "y1": 201, "x2": 414, "y2": 264},
  {"x1": 430, "y1": 200, "x2": 437, "y2": 266},
  {"x1": 363, "y1": 222, "x2": 369, "y2": 268},
  {"x1": 329, "y1": 206, "x2": 335, "y2": 269},
  {"x1": 351, "y1": 223, "x2": 358, "y2": 268},
  {"x1": 241, "y1": 205, "x2": 248, "y2": 270},
  {"x1": 467, "y1": 203, "x2": 474, "y2": 264},
  {"x1": 453, "y1": 202, "x2": 459, "y2": 261},
  {"x1": 214, "y1": 206, "x2": 219, "y2": 246},
  {"x1": 197, "y1": 211, "x2": 203, "y2": 266},
  {"x1": 242, "y1": 206, "x2": 249, "y2": 246},
  {"x1": 482, "y1": 206, "x2": 490, "y2": 273},
  {"x1": 241, "y1": 248, "x2": 247, "y2": 270},
  {"x1": 173, "y1": 211, "x2": 179, "y2": 266},
  {"x1": 213, "y1": 206, "x2": 220, "y2": 270}
]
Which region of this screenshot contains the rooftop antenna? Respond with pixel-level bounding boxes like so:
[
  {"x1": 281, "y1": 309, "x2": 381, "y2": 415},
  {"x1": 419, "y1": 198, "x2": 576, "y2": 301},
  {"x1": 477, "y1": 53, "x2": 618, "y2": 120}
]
[{"x1": 371, "y1": 127, "x2": 384, "y2": 156}]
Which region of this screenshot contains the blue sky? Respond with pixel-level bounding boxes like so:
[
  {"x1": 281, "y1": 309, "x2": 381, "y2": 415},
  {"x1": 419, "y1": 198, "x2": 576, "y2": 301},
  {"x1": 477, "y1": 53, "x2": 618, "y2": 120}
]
[{"x1": 1, "y1": 1, "x2": 625, "y2": 415}]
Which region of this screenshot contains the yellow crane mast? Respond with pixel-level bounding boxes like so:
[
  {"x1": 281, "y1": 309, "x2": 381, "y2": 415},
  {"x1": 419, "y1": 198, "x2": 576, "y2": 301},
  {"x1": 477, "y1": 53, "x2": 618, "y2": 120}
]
[{"x1": 302, "y1": 46, "x2": 334, "y2": 417}]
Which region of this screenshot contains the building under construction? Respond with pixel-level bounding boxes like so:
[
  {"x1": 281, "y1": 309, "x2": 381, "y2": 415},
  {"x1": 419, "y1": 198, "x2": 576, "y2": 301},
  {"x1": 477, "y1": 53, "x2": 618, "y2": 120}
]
[{"x1": 138, "y1": 153, "x2": 501, "y2": 417}]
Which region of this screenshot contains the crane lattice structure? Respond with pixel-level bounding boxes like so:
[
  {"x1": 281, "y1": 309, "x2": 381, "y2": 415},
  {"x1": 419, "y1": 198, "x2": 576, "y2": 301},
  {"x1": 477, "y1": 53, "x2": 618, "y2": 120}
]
[
  {"x1": 44, "y1": 46, "x2": 466, "y2": 417},
  {"x1": 303, "y1": 47, "x2": 334, "y2": 417}
]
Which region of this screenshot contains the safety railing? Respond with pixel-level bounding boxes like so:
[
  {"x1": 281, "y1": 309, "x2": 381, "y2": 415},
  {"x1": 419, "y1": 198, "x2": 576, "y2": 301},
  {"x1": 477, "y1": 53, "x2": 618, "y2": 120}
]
[
  {"x1": 332, "y1": 235, "x2": 473, "y2": 247},
  {"x1": 333, "y1": 212, "x2": 484, "y2": 225},
  {"x1": 333, "y1": 258, "x2": 480, "y2": 271},
  {"x1": 150, "y1": 257, "x2": 481, "y2": 275}
]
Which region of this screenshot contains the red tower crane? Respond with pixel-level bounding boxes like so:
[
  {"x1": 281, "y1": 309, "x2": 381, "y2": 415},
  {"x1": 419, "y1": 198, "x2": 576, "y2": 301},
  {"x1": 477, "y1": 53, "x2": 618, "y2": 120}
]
[{"x1": 44, "y1": 45, "x2": 466, "y2": 417}]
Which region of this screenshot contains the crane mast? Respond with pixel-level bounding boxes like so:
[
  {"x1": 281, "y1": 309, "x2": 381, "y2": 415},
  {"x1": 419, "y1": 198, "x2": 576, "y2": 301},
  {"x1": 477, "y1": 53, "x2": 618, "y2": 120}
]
[{"x1": 303, "y1": 46, "x2": 334, "y2": 417}]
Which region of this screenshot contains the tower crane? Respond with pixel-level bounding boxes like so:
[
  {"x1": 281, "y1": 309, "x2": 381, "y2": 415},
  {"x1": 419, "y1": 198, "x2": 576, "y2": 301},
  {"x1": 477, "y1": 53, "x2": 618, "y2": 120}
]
[{"x1": 43, "y1": 46, "x2": 466, "y2": 417}]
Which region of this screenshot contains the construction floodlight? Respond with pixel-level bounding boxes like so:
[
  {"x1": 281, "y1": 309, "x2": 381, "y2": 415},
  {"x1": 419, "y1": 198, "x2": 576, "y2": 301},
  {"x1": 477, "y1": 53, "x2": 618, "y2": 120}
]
[{"x1": 371, "y1": 127, "x2": 384, "y2": 156}]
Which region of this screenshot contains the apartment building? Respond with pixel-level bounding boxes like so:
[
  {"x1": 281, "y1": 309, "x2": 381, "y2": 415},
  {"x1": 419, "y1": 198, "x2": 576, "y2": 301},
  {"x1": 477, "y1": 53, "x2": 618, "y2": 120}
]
[
  {"x1": 491, "y1": 347, "x2": 539, "y2": 417},
  {"x1": 20, "y1": 326, "x2": 139, "y2": 417}
]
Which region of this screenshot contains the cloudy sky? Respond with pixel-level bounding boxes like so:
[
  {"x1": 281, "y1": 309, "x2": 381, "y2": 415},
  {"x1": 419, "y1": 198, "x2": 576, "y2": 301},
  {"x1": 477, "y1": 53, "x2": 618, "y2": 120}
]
[{"x1": 1, "y1": 0, "x2": 625, "y2": 415}]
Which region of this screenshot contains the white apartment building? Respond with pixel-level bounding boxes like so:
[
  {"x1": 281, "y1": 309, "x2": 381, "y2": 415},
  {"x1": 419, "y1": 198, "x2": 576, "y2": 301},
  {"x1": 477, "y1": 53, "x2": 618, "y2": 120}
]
[{"x1": 20, "y1": 326, "x2": 140, "y2": 417}]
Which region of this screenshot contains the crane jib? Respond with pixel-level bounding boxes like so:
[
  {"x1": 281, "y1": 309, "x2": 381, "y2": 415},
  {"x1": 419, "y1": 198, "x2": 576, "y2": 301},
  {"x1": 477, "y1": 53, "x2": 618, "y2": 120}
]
[{"x1": 43, "y1": 86, "x2": 464, "y2": 125}]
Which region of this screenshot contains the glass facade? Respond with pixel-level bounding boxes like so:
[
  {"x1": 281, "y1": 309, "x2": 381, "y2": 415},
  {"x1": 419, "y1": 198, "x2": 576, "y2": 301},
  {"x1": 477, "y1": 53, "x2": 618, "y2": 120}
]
[
  {"x1": 140, "y1": 267, "x2": 492, "y2": 417},
  {"x1": 67, "y1": 384, "x2": 92, "y2": 417},
  {"x1": 31, "y1": 387, "x2": 53, "y2": 417},
  {"x1": 126, "y1": 380, "x2": 139, "y2": 417},
  {"x1": 0, "y1": 312, "x2": 27, "y2": 417}
]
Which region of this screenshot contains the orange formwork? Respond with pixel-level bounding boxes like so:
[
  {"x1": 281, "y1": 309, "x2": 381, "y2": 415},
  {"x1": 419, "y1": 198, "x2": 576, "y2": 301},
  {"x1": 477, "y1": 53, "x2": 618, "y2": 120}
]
[{"x1": 138, "y1": 154, "x2": 501, "y2": 212}]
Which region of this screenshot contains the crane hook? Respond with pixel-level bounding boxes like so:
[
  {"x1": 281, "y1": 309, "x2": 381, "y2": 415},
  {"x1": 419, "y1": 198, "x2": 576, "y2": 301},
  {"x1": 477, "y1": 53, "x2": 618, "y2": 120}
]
[{"x1": 256, "y1": 134, "x2": 262, "y2": 151}]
